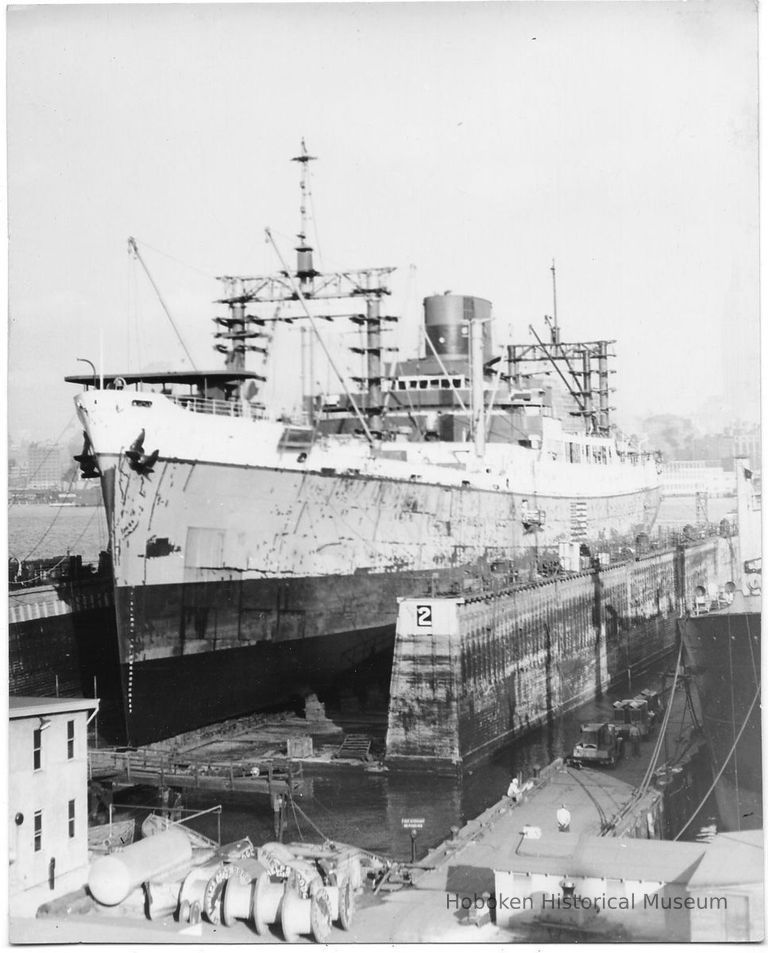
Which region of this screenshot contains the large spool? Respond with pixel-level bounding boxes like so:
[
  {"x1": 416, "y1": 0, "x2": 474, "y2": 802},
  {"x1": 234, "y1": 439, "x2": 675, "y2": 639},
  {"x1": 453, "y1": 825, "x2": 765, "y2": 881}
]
[
  {"x1": 280, "y1": 885, "x2": 332, "y2": 943},
  {"x1": 88, "y1": 829, "x2": 192, "y2": 906},
  {"x1": 219, "y1": 857, "x2": 266, "y2": 926},
  {"x1": 221, "y1": 875, "x2": 255, "y2": 927},
  {"x1": 252, "y1": 872, "x2": 286, "y2": 935},
  {"x1": 324, "y1": 876, "x2": 355, "y2": 929},
  {"x1": 177, "y1": 861, "x2": 221, "y2": 923}
]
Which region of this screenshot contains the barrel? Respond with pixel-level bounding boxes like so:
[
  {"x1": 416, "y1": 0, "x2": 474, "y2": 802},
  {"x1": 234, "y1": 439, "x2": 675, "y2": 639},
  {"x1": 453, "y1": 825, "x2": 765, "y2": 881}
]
[{"x1": 88, "y1": 829, "x2": 192, "y2": 906}]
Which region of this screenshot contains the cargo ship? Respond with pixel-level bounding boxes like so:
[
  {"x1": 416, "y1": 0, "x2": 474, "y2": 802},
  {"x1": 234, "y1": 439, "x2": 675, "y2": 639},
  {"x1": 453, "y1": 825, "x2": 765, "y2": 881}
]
[{"x1": 66, "y1": 144, "x2": 661, "y2": 745}]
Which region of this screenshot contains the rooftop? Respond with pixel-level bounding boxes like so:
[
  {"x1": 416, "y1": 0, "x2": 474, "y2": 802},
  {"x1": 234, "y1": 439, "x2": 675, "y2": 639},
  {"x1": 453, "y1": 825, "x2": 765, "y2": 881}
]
[
  {"x1": 64, "y1": 369, "x2": 264, "y2": 387},
  {"x1": 471, "y1": 830, "x2": 706, "y2": 884},
  {"x1": 9, "y1": 697, "x2": 99, "y2": 719}
]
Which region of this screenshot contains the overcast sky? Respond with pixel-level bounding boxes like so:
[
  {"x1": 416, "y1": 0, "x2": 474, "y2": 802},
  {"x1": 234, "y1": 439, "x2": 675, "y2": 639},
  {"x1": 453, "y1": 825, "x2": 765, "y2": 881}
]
[{"x1": 7, "y1": 0, "x2": 760, "y2": 444}]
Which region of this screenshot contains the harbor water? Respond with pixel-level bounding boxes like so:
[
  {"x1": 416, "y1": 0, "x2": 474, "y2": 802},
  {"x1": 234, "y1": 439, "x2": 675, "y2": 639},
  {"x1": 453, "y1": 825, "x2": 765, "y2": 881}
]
[{"x1": 8, "y1": 503, "x2": 108, "y2": 566}]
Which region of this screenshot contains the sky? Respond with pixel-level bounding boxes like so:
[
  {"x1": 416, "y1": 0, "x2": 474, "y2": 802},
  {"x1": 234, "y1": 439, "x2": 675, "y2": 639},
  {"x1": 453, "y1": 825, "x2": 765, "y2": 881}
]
[{"x1": 6, "y1": 0, "x2": 761, "y2": 445}]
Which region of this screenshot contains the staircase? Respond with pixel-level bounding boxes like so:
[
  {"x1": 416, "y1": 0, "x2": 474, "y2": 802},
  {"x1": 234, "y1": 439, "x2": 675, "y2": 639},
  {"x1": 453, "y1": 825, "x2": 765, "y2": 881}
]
[{"x1": 334, "y1": 734, "x2": 372, "y2": 761}]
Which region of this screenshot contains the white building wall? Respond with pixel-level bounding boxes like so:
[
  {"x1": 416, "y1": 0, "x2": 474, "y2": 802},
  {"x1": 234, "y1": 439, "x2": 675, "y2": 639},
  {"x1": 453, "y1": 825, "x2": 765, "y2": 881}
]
[{"x1": 9, "y1": 710, "x2": 90, "y2": 895}]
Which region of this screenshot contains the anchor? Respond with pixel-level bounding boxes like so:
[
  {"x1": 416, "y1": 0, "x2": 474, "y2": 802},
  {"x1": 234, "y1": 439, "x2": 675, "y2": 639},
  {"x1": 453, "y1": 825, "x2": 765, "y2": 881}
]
[
  {"x1": 74, "y1": 432, "x2": 100, "y2": 479},
  {"x1": 125, "y1": 429, "x2": 159, "y2": 475}
]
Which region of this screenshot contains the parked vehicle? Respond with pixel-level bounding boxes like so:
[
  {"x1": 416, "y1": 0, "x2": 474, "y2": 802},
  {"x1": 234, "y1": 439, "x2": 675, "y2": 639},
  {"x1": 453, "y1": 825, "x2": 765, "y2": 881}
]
[{"x1": 569, "y1": 723, "x2": 623, "y2": 768}]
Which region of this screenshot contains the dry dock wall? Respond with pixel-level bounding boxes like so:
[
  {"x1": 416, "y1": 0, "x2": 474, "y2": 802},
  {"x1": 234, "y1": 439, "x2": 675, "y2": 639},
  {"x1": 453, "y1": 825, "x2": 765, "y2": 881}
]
[{"x1": 385, "y1": 536, "x2": 737, "y2": 766}]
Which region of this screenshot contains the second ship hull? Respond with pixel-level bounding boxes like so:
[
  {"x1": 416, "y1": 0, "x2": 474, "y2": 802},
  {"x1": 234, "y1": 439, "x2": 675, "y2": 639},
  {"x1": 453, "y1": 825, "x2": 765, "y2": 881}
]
[{"x1": 681, "y1": 599, "x2": 762, "y2": 831}]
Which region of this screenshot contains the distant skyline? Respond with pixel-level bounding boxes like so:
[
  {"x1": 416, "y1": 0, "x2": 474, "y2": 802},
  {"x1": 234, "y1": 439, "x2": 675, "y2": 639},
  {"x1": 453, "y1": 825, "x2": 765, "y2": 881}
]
[{"x1": 7, "y1": 1, "x2": 760, "y2": 443}]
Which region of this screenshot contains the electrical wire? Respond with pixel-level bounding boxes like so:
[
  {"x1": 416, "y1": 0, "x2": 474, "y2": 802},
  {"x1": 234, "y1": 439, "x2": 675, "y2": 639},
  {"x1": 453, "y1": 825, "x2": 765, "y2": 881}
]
[
  {"x1": 673, "y1": 682, "x2": 761, "y2": 841},
  {"x1": 129, "y1": 235, "x2": 215, "y2": 279}
]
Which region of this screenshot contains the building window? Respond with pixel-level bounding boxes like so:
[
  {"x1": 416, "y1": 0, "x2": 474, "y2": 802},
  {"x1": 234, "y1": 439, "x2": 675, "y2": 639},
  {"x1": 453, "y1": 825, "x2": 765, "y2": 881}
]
[
  {"x1": 33, "y1": 727, "x2": 42, "y2": 771},
  {"x1": 34, "y1": 811, "x2": 42, "y2": 851},
  {"x1": 68, "y1": 799, "x2": 76, "y2": 838},
  {"x1": 67, "y1": 720, "x2": 75, "y2": 759}
]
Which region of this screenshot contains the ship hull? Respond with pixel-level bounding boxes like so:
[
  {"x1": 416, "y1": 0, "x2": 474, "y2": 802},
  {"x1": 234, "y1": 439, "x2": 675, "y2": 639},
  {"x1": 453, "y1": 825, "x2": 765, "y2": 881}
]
[
  {"x1": 681, "y1": 603, "x2": 762, "y2": 831},
  {"x1": 116, "y1": 619, "x2": 395, "y2": 745}
]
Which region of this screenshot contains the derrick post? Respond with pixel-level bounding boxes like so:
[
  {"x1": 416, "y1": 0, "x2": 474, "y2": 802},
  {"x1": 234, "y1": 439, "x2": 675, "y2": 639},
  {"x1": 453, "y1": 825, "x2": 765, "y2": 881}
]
[
  {"x1": 598, "y1": 340, "x2": 610, "y2": 434},
  {"x1": 367, "y1": 295, "x2": 383, "y2": 436}
]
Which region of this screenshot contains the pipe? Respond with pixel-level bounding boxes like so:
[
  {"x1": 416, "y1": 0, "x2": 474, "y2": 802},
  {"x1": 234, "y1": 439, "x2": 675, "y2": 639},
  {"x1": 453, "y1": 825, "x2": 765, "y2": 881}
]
[{"x1": 88, "y1": 829, "x2": 192, "y2": 905}]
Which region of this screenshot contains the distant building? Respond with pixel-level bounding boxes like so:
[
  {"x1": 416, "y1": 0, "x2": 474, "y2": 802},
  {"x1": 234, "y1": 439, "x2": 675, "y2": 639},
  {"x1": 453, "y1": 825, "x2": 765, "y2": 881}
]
[
  {"x1": 732, "y1": 428, "x2": 761, "y2": 472},
  {"x1": 661, "y1": 461, "x2": 736, "y2": 498},
  {"x1": 26, "y1": 443, "x2": 64, "y2": 490},
  {"x1": 9, "y1": 697, "x2": 99, "y2": 917}
]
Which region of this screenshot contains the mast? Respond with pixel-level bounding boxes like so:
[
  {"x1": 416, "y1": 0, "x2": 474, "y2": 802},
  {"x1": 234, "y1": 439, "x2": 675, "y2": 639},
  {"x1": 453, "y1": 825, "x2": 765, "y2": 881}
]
[
  {"x1": 291, "y1": 138, "x2": 318, "y2": 296},
  {"x1": 550, "y1": 258, "x2": 560, "y2": 344},
  {"x1": 470, "y1": 313, "x2": 486, "y2": 457},
  {"x1": 215, "y1": 143, "x2": 396, "y2": 435}
]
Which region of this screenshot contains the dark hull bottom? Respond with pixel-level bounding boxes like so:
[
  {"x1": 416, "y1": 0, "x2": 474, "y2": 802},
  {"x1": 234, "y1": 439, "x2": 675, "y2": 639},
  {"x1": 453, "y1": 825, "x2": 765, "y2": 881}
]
[
  {"x1": 119, "y1": 623, "x2": 396, "y2": 746},
  {"x1": 682, "y1": 610, "x2": 762, "y2": 830}
]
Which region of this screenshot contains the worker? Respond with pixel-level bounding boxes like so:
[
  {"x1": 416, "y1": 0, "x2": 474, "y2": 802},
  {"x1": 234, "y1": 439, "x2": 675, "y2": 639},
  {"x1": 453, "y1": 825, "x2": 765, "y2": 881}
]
[
  {"x1": 556, "y1": 804, "x2": 571, "y2": 832},
  {"x1": 273, "y1": 793, "x2": 286, "y2": 841},
  {"x1": 507, "y1": 776, "x2": 521, "y2": 802},
  {"x1": 629, "y1": 724, "x2": 642, "y2": 757}
]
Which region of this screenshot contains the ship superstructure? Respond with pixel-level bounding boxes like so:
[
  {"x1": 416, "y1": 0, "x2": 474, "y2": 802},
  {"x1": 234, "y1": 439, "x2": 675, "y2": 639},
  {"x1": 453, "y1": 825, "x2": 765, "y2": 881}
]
[{"x1": 67, "y1": 144, "x2": 661, "y2": 744}]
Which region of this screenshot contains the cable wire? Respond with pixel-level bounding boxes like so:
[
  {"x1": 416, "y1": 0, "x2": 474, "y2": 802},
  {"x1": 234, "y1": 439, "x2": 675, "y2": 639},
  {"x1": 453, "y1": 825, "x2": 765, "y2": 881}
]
[{"x1": 673, "y1": 682, "x2": 761, "y2": 841}]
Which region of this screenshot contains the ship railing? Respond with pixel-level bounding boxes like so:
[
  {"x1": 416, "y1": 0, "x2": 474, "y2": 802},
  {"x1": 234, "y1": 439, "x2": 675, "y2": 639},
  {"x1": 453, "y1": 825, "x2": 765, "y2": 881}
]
[{"x1": 169, "y1": 395, "x2": 269, "y2": 421}]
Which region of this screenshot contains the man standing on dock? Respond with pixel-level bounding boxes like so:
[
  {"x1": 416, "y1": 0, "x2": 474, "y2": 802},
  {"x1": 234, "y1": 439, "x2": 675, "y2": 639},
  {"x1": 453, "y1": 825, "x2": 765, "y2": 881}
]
[{"x1": 556, "y1": 804, "x2": 571, "y2": 832}]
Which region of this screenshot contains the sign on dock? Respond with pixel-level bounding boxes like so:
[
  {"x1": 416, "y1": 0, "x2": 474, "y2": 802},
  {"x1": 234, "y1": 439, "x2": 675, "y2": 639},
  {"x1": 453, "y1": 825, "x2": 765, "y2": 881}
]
[{"x1": 401, "y1": 817, "x2": 425, "y2": 830}]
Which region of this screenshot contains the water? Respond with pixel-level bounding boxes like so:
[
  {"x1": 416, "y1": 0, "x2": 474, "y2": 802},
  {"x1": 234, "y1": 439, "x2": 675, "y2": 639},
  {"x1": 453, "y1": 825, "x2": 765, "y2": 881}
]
[
  {"x1": 8, "y1": 503, "x2": 109, "y2": 565},
  {"x1": 114, "y1": 683, "x2": 665, "y2": 864}
]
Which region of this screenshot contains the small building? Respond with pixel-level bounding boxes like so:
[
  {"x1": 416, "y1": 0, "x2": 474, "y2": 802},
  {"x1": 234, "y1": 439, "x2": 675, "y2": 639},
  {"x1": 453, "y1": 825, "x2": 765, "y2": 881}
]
[
  {"x1": 686, "y1": 830, "x2": 764, "y2": 942},
  {"x1": 453, "y1": 828, "x2": 764, "y2": 941},
  {"x1": 9, "y1": 696, "x2": 98, "y2": 917},
  {"x1": 489, "y1": 831, "x2": 704, "y2": 941}
]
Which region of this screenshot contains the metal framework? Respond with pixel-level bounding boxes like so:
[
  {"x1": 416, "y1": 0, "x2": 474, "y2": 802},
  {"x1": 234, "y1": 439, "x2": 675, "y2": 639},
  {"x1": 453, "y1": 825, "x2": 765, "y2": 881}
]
[{"x1": 506, "y1": 334, "x2": 616, "y2": 435}]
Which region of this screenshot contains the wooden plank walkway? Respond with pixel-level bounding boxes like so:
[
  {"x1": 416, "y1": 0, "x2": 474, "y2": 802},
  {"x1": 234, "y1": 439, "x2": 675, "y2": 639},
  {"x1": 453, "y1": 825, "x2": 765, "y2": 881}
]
[{"x1": 89, "y1": 748, "x2": 304, "y2": 797}]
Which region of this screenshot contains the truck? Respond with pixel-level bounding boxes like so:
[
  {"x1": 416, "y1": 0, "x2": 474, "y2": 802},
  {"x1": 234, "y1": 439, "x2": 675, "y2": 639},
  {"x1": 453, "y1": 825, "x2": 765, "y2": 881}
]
[
  {"x1": 612, "y1": 697, "x2": 653, "y2": 740},
  {"x1": 569, "y1": 723, "x2": 623, "y2": 768}
]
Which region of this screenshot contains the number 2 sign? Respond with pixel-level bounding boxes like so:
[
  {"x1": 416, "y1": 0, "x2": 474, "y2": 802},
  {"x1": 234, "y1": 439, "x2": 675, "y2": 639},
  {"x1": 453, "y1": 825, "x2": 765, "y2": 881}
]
[{"x1": 416, "y1": 605, "x2": 433, "y2": 627}]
